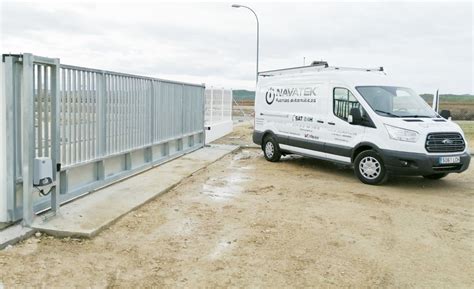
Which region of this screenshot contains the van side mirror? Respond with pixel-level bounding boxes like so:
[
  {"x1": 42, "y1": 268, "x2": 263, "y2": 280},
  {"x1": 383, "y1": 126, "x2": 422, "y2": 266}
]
[
  {"x1": 440, "y1": 110, "x2": 451, "y2": 119},
  {"x1": 349, "y1": 108, "x2": 363, "y2": 124}
]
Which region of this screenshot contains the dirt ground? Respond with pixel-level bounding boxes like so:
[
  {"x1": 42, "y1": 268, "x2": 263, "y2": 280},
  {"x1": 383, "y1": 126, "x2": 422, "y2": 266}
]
[{"x1": 1, "y1": 122, "x2": 473, "y2": 288}]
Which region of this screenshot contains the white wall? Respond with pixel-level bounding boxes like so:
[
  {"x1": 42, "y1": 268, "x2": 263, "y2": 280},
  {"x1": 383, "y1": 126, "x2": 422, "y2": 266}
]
[
  {"x1": 205, "y1": 120, "x2": 233, "y2": 143},
  {"x1": 0, "y1": 63, "x2": 7, "y2": 222}
]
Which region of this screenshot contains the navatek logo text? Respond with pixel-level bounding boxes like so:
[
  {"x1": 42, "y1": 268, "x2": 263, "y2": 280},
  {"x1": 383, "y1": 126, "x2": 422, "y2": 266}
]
[{"x1": 265, "y1": 87, "x2": 318, "y2": 105}]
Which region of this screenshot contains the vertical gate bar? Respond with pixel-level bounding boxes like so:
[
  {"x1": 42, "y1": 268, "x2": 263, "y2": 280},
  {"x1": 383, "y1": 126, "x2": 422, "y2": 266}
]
[
  {"x1": 37, "y1": 65, "x2": 43, "y2": 157},
  {"x1": 119, "y1": 76, "x2": 123, "y2": 152},
  {"x1": 105, "y1": 74, "x2": 110, "y2": 154},
  {"x1": 21, "y1": 53, "x2": 34, "y2": 226},
  {"x1": 137, "y1": 79, "x2": 140, "y2": 147},
  {"x1": 107, "y1": 73, "x2": 111, "y2": 154},
  {"x1": 73, "y1": 69, "x2": 78, "y2": 163},
  {"x1": 181, "y1": 84, "x2": 185, "y2": 139},
  {"x1": 138, "y1": 79, "x2": 141, "y2": 146},
  {"x1": 92, "y1": 72, "x2": 95, "y2": 158},
  {"x1": 114, "y1": 75, "x2": 118, "y2": 153},
  {"x1": 89, "y1": 72, "x2": 92, "y2": 159},
  {"x1": 124, "y1": 77, "x2": 128, "y2": 151},
  {"x1": 44, "y1": 66, "x2": 50, "y2": 157},
  {"x1": 138, "y1": 79, "x2": 142, "y2": 146},
  {"x1": 61, "y1": 68, "x2": 66, "y2": 164},
  {"x1": 121, "y1": 77, "x2": 125, "y2": 151},
  {"x1": 113, "y1": 75, "x2": 117, "y2": 153},
  {"x1": 84, "y1": 71, "x2": 89, "y2": 160},
  {"x1": 90, "y1": 71, "x2": 93, "y2": 159},
  {"x1": 131, "y1": 77, "x2": 134, "y2": 148},
  {"x1": 127, "y1": 77, "x2": 131, "y2": 150},
  {"x1": 132, "y1": 78, "x2": 136, "y2": 148},
  {"x1": 116, "y1": 76, "x2": 120, "y2": 152},
  {"x1": 150, "y1": 80, "x2": 155, "y2": 146},
  {"x1": 112, "y1": 74, "x2": 116, "y2": 153},
  {"x1": 87, "y1": 71, "x2": 92, "y2": 160},
  {"x1": 78, "y1": 70, "x2": 83, "y2": 162},
  {"x1": 141, "y1": 79, "x2": 145, "y2": 146},
  {"x1": 91, "y1": 72, "x2": 96, "y2": 159},
  {"x1": 131, "y1": 78, "x2": 135, "y2": 148},
  {"x1": 201, "y1": 86, "x2": 205, "y2": 144},
  {"x1": 50, "y1": 58, "x2": 60, "y2": 212},
  {"x1": 95, "y1": 73, "x2": 101, "y2": 157},
  {"x1": 71, "y1": 69, "x2": 78, "y2": 164},
  {"x1": 109, "y1": 75, "x2": 113, "y2": 153},
  {"x1": 155, "y1": 81, "x2": 160, "y2": 143},
  {"x1": 141, "y1": 80, "x2": 145, "y2": 146},
  {"x1": 67, "y1": 69, "x2": 72, "y2": 165},
  {"x1": 97, "y1": 72, "x2": 107, "y2": 157},
  {"x1": 143, "y1": 80, "x2": 147, "y2": 145},
  {"x1": 4, "y1": 56, "x2": 16, "y2": 221}
]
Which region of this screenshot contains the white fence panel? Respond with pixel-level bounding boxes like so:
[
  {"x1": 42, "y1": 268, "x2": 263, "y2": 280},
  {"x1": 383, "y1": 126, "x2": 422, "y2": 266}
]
[{"x1": 205, "y1": 87, "x2": 233, "y2": 143}]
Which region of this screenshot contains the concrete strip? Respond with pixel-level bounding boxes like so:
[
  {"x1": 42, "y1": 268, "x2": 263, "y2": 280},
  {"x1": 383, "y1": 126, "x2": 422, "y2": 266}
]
[
  {"x1": 32, "y1": 145, "x2": 239, "y2": 238},
  {"x1": 0, "y1": 224, "x2": 35, "y2": 250}
]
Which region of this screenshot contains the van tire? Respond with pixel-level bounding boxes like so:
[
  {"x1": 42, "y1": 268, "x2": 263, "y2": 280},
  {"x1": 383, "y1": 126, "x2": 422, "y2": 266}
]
[
  {"x1": 354, "y1": 150, "x2": 388, "y2": 185},
  {"x1": 262, "y1": 135, "x2": 281, "y2": 162},
  {"x1": 423, "y1": 173, "x2": 448, "y2": 180}
]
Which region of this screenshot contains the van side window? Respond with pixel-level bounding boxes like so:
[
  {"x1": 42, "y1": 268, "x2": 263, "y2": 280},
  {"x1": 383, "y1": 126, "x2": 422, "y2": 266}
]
[{"x1": 333, "y1": 88, "x2": 361, "y2": 121}]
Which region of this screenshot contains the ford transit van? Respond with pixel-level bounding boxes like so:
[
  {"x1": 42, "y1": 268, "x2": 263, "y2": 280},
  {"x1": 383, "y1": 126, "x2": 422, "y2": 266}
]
[{"x1": 253, "y1": 62, "x2": 471, "y2": 185}]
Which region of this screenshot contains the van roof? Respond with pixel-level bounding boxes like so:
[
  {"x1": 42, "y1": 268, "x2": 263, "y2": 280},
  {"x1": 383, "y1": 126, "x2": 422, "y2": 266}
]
[{"x1": 258, "y1": 64, "x2": 399, "y2": 88}]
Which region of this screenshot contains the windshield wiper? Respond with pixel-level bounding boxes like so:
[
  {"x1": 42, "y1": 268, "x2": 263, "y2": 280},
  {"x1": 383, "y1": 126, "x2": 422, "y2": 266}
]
[{"x1": 374, "y1": 110, "x2": 401, "y2": 118}]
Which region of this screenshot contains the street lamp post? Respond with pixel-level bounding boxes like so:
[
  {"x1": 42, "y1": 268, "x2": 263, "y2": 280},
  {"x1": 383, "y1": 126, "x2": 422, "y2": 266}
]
[{"x1": 232, "y1": 4, "x2": 259, "y2": 84}]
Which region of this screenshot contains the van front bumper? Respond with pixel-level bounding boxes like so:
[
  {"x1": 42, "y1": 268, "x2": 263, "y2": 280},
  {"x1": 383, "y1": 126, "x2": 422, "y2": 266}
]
[{"x1": 381, "y1": 150, "x2": 471, "y2": 176}]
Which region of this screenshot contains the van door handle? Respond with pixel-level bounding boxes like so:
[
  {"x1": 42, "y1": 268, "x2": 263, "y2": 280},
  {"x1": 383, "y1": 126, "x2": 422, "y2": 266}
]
[
  {"x1": 328, "y1": 122, "x2": 335, "y2": 125},
  {"x1": 317, "y1": 120, "x2": 324, "y2": 124}
]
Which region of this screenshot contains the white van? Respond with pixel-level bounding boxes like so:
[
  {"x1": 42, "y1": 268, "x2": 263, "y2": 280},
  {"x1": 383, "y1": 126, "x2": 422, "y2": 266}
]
[{"x1": 253, "y1": 62, "x2": 471, "y2": 185}]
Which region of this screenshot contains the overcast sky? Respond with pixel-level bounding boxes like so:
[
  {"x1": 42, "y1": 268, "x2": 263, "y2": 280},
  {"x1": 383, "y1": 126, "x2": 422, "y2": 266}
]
[{"x1": 1, "y1": 0, "x2": 473, "y2": 94}]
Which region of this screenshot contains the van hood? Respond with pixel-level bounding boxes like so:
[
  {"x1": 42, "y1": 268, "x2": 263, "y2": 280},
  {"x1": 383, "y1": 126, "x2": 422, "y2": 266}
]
[{"x1": 382, "y1": 118, "x2": 463, "y2": 134}]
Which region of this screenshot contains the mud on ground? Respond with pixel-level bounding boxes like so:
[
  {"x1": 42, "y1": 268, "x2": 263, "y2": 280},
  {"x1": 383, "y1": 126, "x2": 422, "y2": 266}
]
[{"x1": 0, "y1": 123, "x2": 473, "y2": 288}]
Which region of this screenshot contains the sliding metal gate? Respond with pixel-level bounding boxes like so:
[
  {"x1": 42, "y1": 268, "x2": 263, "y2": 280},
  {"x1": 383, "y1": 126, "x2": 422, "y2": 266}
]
[{"x1": 2, "y1": 54, "x2": 205, "y2": 225}]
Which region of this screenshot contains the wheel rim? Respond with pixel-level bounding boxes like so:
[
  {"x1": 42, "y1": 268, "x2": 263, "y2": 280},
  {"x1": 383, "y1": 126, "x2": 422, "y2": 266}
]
[
  {"x1": 359, "y1": 156, "x2": 381, "y2": 180},
  {"x1": 265, "y1": 142, "x2": 274, "y2": 158}
]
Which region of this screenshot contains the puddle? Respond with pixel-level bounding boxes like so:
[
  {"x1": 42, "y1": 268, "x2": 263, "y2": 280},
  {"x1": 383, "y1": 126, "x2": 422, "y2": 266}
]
[
  {"x1": 201, "y1": 159, "x2": 251, "y2": 201},
  {"x1": 207, "y1": 238, "x2": 236, "y2": 260},
  {"x1": 153, "y1": 217, "x2": 198, "y2": 237}
]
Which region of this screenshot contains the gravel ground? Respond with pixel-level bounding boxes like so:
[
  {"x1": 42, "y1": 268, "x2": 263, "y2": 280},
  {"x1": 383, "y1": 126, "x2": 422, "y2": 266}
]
[{"x1": 0, "y1": 122, "x2": 473, "y2": 288}]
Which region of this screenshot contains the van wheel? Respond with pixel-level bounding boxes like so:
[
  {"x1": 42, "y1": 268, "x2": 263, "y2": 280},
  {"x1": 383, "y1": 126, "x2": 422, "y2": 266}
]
[
  {"x1": 354, "y1": 150, "x2": 388, "y2": 185},
  {"x1": 423, "y1": 173, "x2": 448, "y2": 180},
  {"x1": 262, "y1": 135, "x2": 281, "y2": 162}
]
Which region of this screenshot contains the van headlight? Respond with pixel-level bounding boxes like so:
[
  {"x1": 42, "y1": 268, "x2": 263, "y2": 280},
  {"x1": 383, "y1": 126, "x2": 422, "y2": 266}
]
[{"x1": 384, "y1": 124, "x2": 419, "y2": 142}]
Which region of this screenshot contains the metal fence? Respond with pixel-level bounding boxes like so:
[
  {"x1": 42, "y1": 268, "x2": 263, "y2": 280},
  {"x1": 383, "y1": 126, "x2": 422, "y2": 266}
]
[
  {"x1": 2, "y1": 54, "x2": 205, "y2": 224},
  {"x1": 204, "y1": 87, "x2": 233, "y2": 143},
  {"x1": 205, "y1": 87, "x2": 232, "y2": 126}
]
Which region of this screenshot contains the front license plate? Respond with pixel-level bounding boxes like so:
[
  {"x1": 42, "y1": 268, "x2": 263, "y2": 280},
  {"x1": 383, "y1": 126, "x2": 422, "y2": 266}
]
[{"x1": 438, "y1": 156, "x2": 461, "y2": 164}]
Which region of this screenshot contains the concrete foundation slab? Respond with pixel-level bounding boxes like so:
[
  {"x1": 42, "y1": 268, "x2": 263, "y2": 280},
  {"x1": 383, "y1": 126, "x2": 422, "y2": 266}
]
[{"x1": 31, "y1": 145, "x2": 239, "y2": 238}]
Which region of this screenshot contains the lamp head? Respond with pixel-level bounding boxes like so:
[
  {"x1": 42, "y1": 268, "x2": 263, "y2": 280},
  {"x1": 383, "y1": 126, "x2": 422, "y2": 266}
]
[{"x1": 232, "y1": 4, "x2": 241, "y2": 8}]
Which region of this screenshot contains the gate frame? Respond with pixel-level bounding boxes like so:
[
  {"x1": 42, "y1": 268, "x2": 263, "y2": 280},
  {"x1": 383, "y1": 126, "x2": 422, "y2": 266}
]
[
  {"x1": 2, "y1": 53, "x2": 205, "y2": 225},
  {"x1": 20, "y1": 54, "x2": 61, "y2": 225}
]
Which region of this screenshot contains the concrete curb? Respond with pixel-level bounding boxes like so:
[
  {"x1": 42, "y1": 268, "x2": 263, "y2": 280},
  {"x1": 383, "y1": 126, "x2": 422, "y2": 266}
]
[{"x1": 0, "y1": 225, "x2": 35, "y2": 250}]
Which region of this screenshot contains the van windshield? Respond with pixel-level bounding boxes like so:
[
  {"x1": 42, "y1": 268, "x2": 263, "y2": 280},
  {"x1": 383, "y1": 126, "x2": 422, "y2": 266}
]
[{"x1": 356, "y1": 86, "x2": 437, "y2": 118}]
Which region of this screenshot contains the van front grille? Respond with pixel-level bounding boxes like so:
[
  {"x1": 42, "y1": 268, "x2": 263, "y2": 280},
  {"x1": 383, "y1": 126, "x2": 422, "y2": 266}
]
[{"x1": 425, "y1": 133, "x2": 465, "y2": 153}]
